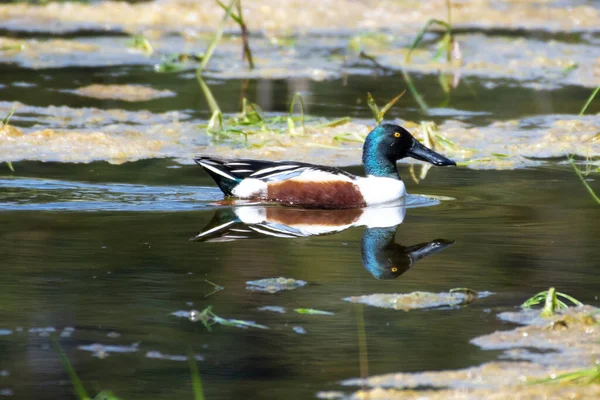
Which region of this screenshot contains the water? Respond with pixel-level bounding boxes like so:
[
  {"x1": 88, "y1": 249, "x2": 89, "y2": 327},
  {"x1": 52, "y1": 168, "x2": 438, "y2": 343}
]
[
  {"x1": 1, "y1": 161, "x2": 598, "y2": 399},
  {"x1": 1, "y1": 1, "x2": 600, "y2": 397}
]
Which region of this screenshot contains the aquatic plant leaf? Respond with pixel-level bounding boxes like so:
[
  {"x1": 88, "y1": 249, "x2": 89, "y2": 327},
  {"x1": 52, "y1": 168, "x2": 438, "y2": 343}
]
[
  {"x1": 51, "y1": 337, "x2": 91, "y2": 400},
  {"x1": 378, "y1": 90, "x2": 406, "y2": 121},
  {"x1": 568, "y1": 158, "x2": 600, "y2": 205},
  {"x1": 294, "y1": 308, "x2": 334, "y2": 315},
  {"x1": 579, "y1": 85, "x2": 600, "y2": 116},
  {"x1": 197, "y1": 0, "x2": 237, "y2": 73},
  {"x1": 521, "y1": 287, "x2": 583, "y2": 317},
  {"x1": 188, "y1": 352, "x2": 205, "y2": 400},
  {"x1": 129, "y1": 35, "x2": 153, "y2": 55},
  {"x1": 405, "y1": 18, "x2": 452, "y2": 64},
  {"x1": 93, "y1": 391, "x2": 122, "y2": 400},
  {"x1": 316, "y1": 117, "x2": 351, "y2": 128},
  {"x1": 212, "y1": 316, "x2": 269, "y2": 329},
  {"x1": 401, "y1": 68, "x2": 428, "y2": 111},
  {"x1": 1, "y1": 107, "x2": 15, "y2": 126},
  {"x1": 366, "y1": 92, "x2": 380, "y2": 124},
  {"x1": 288, "y1": 93, "x2": 305, "y2": 133}
]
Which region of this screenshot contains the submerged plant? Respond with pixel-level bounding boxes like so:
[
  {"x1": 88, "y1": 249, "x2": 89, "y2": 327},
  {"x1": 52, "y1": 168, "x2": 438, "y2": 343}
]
[{"x1": 521, "y1": 287, "x2": 583, "y2": 317}]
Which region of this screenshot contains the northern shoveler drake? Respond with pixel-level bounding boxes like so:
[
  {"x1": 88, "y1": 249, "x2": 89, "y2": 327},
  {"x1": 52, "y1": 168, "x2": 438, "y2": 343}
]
[
  {"x1": 192, "y1": 206, "x2": 453, "y2": 279},
  {"x1": 195, "y1": 124, "x2": 456, "y2": 209}
]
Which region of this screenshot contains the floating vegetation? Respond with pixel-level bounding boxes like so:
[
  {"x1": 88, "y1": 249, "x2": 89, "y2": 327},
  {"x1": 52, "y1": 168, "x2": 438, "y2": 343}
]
[
  {"x1": 128, "y1": 35, "x2": 153, "y2": 55},
  {"x1": 294, "y1": 308, "x2": 334, "y2": 316},
  {"x1": 73, "y1": 84, "x2": 176, "y2": 102},
  {"x1": 344, "y1": 290, "x2": 492, "y2": 311},
  {"x1": 521, "y1": 287, "x2": 583, "y2": 317},
  {"x1": 204, "y1": 279, "x2": 224, "y2": 298},
  {"x1": 246, "y1": 277, "x2": 307, "y2": 294},
  {"x1": 175, "y1": 306, "x2": 269, "y2": 331}
]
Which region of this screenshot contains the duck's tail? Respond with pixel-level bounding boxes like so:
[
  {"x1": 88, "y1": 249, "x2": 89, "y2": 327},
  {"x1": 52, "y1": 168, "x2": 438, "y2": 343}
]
[{"x1": 194, "y1": 157, "x2": 242, "y2": 196}]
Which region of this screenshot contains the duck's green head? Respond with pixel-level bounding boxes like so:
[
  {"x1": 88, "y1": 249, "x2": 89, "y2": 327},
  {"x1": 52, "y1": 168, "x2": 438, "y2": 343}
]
[{"x1": 362, "y1": 123, "x2": 456, "y2": 178}]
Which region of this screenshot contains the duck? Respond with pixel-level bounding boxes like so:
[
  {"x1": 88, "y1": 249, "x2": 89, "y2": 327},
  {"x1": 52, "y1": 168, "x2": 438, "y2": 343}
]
[
  {"x1": 195, "y1": 124, "x2": 456, "y2": 209},
  {"x1": 192, "y1": 206, "x2": 454, "y2": 279}
]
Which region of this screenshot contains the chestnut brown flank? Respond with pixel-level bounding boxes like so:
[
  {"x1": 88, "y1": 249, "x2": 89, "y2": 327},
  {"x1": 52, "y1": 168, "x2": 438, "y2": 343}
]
[
  {"x1": 266, "y1": 180, "x2": 366, "y2": 209},
  {"x1": 266, "y1": 207, "x2": 363, "y2": 226}
]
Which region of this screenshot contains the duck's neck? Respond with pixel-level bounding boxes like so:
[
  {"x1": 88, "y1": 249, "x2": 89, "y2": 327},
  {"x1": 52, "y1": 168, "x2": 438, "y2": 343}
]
[{"x1": 362, "y1": 148, "x2": 400, "y2": 179}]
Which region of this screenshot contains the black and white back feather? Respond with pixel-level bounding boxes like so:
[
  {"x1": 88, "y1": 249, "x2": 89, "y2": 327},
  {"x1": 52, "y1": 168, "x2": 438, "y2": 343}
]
[{"x1": 194, "y1": 156, "x2": 357, "y2": 183}]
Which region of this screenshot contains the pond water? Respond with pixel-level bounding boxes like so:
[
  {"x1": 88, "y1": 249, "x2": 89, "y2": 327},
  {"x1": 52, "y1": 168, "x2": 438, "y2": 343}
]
[
  {"x1": 1, "y1": 161, "x2": 599, "y2": 399},
  {"x1": 1, "y1": 0, "x2": 600, "y2": 398}
]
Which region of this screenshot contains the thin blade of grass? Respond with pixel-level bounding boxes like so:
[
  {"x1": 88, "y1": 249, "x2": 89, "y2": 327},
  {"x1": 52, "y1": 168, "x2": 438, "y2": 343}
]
[
  {"x1": 401, "y1": 69, "x2": 428, "y2": 111},
  {"x1": 294, "y1": 308, "x2": 334, "y2": 315},
  {"x1": 288, "y1": 93, "x2": 305, "y2": 133},
  {"x1": 188, "y1": 352, "x2": 205, "y2": 400},
  {"x1": 379, "y1": 89, "x2": 406, "y2": 120},
  {"x1": 197, "y1": 77, "x2": 221, "y2": 114},
  {"x1": 6, "y1": 161, "x2": 14, "y2": 172},
  {"x1": 569, "y1": 157, "x2": 600, "y2": 204},
  {"x1": 1, "y1": 107, "x2": 15, "y2": 126},
  {"x1": 51, "y1": 337, "x2": 90, "y2": 400},
  {"x1": 579, "y1": 85, "x2": 600, "y2": 116},
  {"x1": 366, "y1": 92, "x2": 380, "y2": 124},
  {"x1": 405, "y1": 18, "x2": 452, "y2": 63},
  {"x1": 216, "y1": 0, "x2": 241, "y2": 24},
  {"x1": 197, "y1": 0, "x2": 237, "y2": 74},
  {"x1": 316, "y1": 117, "x2": 351, "y2": 128}
]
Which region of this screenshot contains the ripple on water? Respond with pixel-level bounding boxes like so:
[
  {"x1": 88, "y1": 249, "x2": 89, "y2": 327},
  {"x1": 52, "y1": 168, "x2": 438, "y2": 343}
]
[{"x1": 0, "y1": 177, "x2": 221, "y2": 211}]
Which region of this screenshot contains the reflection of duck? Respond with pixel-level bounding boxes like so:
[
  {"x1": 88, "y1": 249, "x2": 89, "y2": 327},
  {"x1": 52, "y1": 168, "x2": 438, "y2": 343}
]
[
  {"x1": 195, "y1": 124, "x2": 455, "y2": 209},
  {"x1": 193, "y1": 205, "x2": 453, "y2": 279}
]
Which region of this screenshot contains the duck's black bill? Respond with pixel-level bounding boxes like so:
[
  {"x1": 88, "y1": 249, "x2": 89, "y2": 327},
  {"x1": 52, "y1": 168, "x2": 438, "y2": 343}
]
[
  {"x1": 406, "y1": 239, "x2": 455, "y2": 264},
  {"x1": 408, "y1": 138, "x2": 456, "y2": 166}
]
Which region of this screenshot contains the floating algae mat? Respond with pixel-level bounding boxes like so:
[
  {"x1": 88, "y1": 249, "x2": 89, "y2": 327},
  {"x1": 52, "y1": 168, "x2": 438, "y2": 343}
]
[
  {"x1": 1, "y1": 99, "x2": 599, "y2": 168},
  {"x1": 321, "y1": 306, "x2": 600, "y2": 399},
  {"x1": 344, "y1": 290, "x2": 493, "y2": 310},
  {"x1": 246, "y1": 277, "x2": 307, "y2": 293},
  {"x1": 72, "y1": 84, "x2": 176, "y2": 102}
]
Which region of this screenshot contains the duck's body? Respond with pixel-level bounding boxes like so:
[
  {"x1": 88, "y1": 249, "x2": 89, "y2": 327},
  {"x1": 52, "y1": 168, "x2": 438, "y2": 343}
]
[{"x1": 196, "y1": 124, "x2": 455, "y2": 209}]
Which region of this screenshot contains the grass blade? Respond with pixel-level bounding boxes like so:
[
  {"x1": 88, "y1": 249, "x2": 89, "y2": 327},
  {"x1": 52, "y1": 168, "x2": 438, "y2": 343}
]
[
  {"x1": 569, "y1": 157, "x2": 600, "y2": 205},
  {"x1": 188, "y1": 352, "x2": 205, "y2": 400},
  {"x1": 401, "y1": 68, "x2": 428, "y2": 111},
  {"x1": 197, "y1": 0, "x2": 237, "y2": 74},
  {"x1": 366, "y1": 92, "x2": 380, "y2": 124},
  {"x1": 579, "y1": 85, "x2": 600, "y2": 116},
  {"x1": 197, "y1": 77, "x2": 221, "y2": 114},
  {"x1": 405, "y1": 18, "x2": 451, "y2": 64},
  {"x1": 379, "y1": 89, "x2": 406, "y2": 120},
  {"x1": 288, "y1": 92, "x2": 305, "y2": 133},
  {"x1": 51, "y1": 337, "x2": 91, "y2": 400}
]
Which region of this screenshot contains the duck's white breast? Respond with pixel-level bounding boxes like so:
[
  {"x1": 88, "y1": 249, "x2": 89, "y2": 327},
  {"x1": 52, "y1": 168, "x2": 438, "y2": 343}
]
[{"x1": 355, "y1": 176, "x2": 406, "y2": 205}]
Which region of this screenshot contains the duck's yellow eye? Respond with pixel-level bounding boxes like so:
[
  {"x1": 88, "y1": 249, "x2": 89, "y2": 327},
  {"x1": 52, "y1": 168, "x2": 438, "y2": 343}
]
[
  {"x1": 391, "y1": 267, "x2": 398, "y2": 272},
  {"x1": 394, "y1": 132, "x2": 401, "y2": 138}
]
